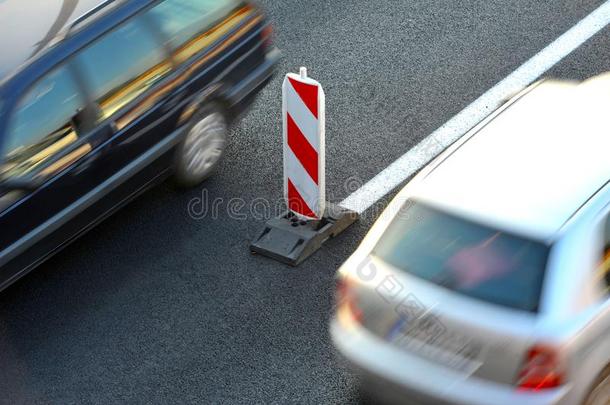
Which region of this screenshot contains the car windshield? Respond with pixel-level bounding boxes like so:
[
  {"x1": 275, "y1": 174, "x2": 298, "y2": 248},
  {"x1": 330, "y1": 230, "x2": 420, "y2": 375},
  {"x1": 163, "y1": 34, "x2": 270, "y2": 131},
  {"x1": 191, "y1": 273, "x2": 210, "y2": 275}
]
[{"x1": 373, "y1": 201, "x2": 550, "y2": 312}]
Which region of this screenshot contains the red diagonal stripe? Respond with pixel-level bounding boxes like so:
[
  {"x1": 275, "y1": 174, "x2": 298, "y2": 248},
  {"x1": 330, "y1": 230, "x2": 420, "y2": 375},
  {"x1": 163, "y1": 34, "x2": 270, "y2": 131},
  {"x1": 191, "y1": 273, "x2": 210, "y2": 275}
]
[
  {"x1": 288, "y1": 77, "x2": 319, "y2": 119},
  {"x1": 288, "y1": 179, "x2": 318, "y2": 218},
  {"x1": 287, "y1": 113, "x2": 318, "y2": 184}
]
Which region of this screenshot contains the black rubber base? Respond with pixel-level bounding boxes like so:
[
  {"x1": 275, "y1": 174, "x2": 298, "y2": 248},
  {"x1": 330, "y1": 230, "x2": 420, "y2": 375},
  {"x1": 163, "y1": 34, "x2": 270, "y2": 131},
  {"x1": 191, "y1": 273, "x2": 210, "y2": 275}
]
[{"x1": 250, "y1": 203, "x2": 359, "y2": 266}]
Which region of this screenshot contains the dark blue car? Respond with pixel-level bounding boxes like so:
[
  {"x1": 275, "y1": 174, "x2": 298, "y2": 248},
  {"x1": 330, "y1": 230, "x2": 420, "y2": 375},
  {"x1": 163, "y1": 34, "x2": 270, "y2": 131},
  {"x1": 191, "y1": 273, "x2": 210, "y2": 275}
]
[{"x1": 0, "y1": 0, "x2": 279, "y2": 291}]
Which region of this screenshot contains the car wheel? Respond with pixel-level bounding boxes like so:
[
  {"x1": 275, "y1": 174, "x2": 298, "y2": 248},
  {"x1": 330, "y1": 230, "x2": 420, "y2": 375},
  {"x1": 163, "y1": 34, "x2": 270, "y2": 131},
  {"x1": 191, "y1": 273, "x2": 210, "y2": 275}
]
[
  {"x1": 173, "y1": 103, "x2": 228, "y2": 187},
  {"x1": 584, "y1": 366, "x2": 610, "y2": 405}
]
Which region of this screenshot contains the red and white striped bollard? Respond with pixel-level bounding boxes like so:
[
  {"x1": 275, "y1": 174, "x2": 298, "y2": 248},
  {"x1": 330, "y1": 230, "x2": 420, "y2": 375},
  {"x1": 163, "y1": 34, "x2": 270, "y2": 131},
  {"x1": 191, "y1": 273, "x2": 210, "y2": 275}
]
[{"x1": 282, "y1": 67, "x2": 325, "y2": 220}]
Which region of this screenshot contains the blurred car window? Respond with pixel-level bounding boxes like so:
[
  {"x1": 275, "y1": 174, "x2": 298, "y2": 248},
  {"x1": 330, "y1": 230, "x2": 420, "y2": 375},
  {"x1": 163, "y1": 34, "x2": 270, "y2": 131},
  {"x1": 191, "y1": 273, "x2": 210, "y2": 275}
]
[
  {"x1": 373, "y1": 201, "x2": 550, "y2": 312},
  {"x1": 75, "y1": 16, "x2": 171, "y2": 121},
  {"x1": 597, "y1": 216, "x2": 610, "y2": 294},
  {"x1": 1, "y1": 66, "x2": 85, "y2": 179},
  {"x1": 147, "y1": 0, "x2": 239, "y2": 64}
]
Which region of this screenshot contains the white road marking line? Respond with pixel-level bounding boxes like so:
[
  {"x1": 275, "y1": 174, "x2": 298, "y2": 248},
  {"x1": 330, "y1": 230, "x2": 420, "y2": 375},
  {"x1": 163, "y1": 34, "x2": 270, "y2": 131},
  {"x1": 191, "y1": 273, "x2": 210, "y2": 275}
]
[{"x1": 341, "y1": 1, "x2": 610, "y2": 214}]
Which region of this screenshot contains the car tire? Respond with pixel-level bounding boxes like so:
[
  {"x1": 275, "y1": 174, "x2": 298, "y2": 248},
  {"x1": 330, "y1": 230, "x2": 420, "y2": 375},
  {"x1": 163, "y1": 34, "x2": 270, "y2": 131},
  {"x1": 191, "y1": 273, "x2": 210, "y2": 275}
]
[
  {"x1": 583, "y1": 365, "x2": 610, "y2": 405},
  {"x1": 173, "y1": 103, "x2": 228, "y2": 188}
]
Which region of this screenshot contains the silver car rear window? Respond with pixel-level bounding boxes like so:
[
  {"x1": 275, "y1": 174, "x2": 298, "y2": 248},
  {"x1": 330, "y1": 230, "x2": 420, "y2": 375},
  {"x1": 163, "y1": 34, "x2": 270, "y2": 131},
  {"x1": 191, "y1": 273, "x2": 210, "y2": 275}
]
[{"x1": 373, "y1": 201, "x2": 549, "y2": 312}]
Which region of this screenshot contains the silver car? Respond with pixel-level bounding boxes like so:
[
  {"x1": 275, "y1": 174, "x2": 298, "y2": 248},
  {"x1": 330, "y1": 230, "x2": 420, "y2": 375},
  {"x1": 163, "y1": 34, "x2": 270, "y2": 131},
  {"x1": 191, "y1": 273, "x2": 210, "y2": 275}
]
[{"x1": 331, "y1": 74, "x2": 610, "y2": 405}]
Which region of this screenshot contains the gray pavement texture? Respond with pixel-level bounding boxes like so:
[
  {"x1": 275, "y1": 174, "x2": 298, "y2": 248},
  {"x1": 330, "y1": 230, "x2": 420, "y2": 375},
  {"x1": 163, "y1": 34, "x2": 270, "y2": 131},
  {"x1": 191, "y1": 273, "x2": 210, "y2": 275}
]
[{"x1": 0, "y1": 0, "x2": 609, "y2": 403}]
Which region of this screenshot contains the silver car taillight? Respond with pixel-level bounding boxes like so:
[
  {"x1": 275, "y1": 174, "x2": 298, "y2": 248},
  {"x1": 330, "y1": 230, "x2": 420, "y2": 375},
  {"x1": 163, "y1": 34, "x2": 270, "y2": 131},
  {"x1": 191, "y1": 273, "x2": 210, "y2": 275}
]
[{"x1": 517, "y1": 344, "x2": 565, "y2": 391}]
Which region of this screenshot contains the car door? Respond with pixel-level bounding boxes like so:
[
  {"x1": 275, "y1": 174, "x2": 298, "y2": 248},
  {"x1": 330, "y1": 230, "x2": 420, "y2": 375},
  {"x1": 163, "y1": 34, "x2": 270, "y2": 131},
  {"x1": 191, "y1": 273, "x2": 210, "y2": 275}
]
[
  {"x1": 0, "y1": 63, "x2": 113, "y2": 287},
  {"x1": 73, "y1": 13, "x2": 182, "y2": 185}
]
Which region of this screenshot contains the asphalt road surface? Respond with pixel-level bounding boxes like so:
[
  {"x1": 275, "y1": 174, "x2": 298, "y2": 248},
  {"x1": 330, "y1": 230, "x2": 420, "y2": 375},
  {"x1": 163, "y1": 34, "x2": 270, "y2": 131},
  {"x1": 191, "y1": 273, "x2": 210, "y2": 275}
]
[{"x1": 1, "y1": 1, "x2": 609, "y2": 403}]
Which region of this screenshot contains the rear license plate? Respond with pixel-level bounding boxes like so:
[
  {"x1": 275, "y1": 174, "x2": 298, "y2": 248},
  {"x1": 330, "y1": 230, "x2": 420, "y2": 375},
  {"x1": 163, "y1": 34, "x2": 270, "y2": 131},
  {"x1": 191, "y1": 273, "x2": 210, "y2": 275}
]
[{"x1": 389, "y1": 315, "x2": 483, "y2": 374}]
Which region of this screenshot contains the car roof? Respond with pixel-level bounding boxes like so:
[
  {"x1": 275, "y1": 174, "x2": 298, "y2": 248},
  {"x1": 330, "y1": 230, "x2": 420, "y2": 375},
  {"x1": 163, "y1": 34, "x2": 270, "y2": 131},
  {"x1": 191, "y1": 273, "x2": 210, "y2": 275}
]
[
  {"x1": 413, "y1": 74, "x2": 610, "y2": 241},
  {"x1": 0, "y1": 0, "x2": 115, "y2": 83}
]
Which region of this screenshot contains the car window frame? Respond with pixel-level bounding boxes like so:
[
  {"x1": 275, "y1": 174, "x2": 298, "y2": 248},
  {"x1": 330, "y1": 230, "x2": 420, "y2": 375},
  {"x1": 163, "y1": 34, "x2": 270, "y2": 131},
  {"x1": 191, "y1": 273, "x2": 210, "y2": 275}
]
[{"x1": 0, "y1": 95, "x2": 8, "y2": 156}]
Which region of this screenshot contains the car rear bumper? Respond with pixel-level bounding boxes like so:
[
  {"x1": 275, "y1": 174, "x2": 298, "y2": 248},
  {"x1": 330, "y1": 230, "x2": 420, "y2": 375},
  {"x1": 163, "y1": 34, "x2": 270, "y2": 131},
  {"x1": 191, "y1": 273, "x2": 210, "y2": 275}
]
[{"x1": 330, "y1": 310, "x2": 571, "y2": 405}]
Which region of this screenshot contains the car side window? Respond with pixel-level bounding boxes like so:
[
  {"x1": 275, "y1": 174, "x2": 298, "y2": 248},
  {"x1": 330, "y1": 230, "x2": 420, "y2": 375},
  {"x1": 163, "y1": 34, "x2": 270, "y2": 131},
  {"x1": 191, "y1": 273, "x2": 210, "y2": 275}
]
[
  {"x1": 147, "y1": 0, "x2": 239, "y2": 64},
  {"x1": 0, "y1": 66, "x2": 86, "y2": 180},
  {"x1": 75, "y1": 16, "x2": 171, "y2": 122}
]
